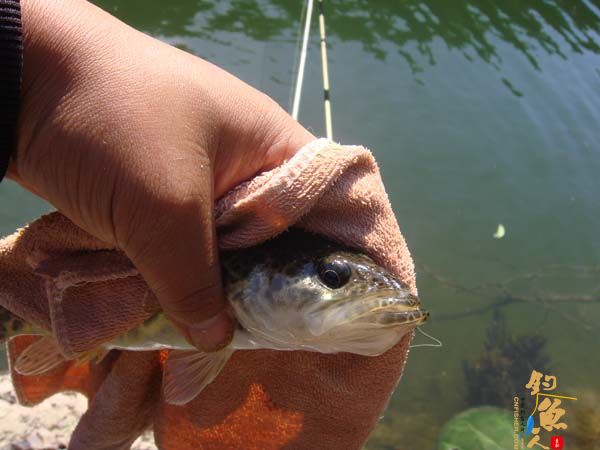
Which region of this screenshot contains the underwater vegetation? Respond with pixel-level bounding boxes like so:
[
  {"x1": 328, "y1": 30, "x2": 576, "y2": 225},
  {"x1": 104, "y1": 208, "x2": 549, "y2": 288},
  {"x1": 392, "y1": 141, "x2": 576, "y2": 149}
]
[
  {"x1": 364, "y1": 407, "x2": 442, "y2": 450},
  {"x1": 462, "y1": 310, "x2": 550, "y2": 408},
  {"x1": 567, "y1": 389, "x2": 600, "y2": 450},
  {"x1": 437, "y1": 406, "x2": 513, "y2": 450}
]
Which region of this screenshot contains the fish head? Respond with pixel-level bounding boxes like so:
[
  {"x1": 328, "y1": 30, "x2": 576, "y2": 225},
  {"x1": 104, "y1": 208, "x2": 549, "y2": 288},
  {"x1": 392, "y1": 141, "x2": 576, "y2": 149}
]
[{"x1": 224, "y1": 230, "x2": 429, "y2": 356}]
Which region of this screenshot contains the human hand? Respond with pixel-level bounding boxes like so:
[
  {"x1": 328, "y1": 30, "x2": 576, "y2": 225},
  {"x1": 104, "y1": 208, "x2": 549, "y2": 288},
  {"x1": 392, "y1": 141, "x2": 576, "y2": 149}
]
[{"x1": 8, "y1": 0, "x2": 314, "y2": 351}]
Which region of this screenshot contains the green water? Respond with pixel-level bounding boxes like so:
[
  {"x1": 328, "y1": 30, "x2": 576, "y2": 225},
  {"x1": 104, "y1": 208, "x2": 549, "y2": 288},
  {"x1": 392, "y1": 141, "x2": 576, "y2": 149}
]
[{"x1": 1, "y1": 1, "x2": 599, "y2": 449}]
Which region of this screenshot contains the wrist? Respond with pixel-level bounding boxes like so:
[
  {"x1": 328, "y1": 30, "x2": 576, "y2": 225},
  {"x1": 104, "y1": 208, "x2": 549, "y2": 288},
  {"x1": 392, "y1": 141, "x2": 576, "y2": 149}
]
[
  {"x1": 20, "y1": 0, "x2": 109, "y2": 88},
  {"x1": 8, "y1": 0, "x2": 88, "y2": 178}
]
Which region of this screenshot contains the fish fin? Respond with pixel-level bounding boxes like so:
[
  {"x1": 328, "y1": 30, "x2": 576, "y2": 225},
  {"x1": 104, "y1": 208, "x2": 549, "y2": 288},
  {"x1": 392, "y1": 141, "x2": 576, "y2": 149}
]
[
  {"x1": 15, "y1": 337, "x2": 110, "y2": 376},
  {"x1": 14, "y1": 336, "x2": 66, "y2": 376},
  {"x1": 163, "y1": 347, "x2": 233, "y2": 405}
]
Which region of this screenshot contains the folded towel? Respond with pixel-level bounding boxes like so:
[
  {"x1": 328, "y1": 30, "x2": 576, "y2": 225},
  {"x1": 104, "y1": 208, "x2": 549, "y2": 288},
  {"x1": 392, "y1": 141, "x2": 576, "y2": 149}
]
[{"x1": 0, "y1": 139, "x2": 416, "y2": 450}]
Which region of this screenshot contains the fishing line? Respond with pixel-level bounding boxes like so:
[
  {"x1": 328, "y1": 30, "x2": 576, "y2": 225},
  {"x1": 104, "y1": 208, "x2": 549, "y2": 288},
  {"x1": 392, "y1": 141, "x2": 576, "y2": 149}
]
[
  {"x1": 291, "y1": 0, "x2": 314, "y2": 120},
  {"x1": 410, "y1": 327, "x2": 443, "y2": 349},
  {"x1": 317, "y1": 0, "x2": 333, "y2": 140}
]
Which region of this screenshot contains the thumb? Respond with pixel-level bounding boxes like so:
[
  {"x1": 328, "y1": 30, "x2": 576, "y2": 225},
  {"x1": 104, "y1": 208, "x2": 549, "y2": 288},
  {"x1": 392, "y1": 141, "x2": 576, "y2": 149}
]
[{"x1": 121, "y1": 177, "x2": 233, "y2": 352}]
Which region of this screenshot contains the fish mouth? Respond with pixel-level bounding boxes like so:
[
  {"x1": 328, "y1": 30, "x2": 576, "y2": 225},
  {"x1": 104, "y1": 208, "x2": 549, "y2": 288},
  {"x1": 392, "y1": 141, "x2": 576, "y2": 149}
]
[
  {"x1": 307, "y1": 291, "x2": 428, "y2": 337},
  {"x1": 371, "y1": 308, "x2": 430, "y2": 326},
  {"x1": 352, "y1": 292, "x2": 429, "y2": 327}
]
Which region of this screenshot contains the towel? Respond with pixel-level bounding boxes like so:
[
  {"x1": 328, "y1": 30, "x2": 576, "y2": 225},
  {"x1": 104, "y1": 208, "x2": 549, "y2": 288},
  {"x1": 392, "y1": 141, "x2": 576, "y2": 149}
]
[{"x1": 0, "y1": 139, "x2": 416, "y2": 450}]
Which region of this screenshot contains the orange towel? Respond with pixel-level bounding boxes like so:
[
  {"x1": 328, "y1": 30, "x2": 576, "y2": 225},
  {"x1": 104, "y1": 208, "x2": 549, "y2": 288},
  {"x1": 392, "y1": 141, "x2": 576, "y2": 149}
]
[{"x1": 0, "y1": 139, "x2": 416, "y2": 450}]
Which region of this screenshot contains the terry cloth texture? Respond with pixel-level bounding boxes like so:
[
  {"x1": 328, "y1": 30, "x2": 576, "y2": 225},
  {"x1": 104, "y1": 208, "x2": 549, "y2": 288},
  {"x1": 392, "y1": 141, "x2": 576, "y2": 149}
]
[
  {"x1": 0, "y1": 0, "x2": 22, "y2": 181},
  {"x1": 0, "y1": 139, "x2": 416, "y2": 450}
]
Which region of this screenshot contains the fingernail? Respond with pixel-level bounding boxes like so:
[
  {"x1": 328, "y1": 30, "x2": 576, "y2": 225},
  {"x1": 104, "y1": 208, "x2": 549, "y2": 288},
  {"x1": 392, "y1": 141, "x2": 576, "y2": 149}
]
[{"x1": 186, "y1": 310, "x2": 233, "y2": 351}]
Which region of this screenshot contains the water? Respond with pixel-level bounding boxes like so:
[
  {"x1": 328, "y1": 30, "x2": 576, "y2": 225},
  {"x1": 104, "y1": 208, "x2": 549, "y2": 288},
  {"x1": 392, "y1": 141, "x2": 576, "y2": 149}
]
[{"x1": 1, "y1": 1, "x2": 599, "y2": 448}]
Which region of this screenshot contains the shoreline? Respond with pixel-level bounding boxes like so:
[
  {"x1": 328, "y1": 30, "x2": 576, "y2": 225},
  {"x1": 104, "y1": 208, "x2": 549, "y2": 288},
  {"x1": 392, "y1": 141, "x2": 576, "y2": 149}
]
[{"x1": 0, "y1": 374, "x2": 156, "y2": 450}]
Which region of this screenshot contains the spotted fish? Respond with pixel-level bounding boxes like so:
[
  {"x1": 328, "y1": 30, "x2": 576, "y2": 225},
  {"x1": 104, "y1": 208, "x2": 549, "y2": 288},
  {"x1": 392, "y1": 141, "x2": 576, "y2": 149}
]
[{"x1": 1, "y1": 229, "x2": 429, "y2": 405}]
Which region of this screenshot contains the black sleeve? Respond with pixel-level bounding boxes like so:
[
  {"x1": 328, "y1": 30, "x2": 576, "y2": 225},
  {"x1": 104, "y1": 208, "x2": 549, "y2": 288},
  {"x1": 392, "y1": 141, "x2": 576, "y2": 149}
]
[{"x1": 0, "y1": 0, "x2": 22, "y2": 182}]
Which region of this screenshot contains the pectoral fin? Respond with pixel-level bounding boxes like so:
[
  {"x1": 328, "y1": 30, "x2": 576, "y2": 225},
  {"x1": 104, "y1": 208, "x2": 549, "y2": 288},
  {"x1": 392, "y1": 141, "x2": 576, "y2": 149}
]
[
  {"x1": 163, "y1": 347, "x2": 233, "y2": 405},
  {"x1": 15, "y1": 336, "x2": 110, "y2": 376}
]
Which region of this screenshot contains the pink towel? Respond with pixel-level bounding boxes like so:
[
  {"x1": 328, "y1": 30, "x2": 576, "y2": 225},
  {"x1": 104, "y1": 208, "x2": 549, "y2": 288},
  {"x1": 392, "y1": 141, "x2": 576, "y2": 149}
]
[{"x1": 0, "y1": 139, "x2": 416, "y2": 450}]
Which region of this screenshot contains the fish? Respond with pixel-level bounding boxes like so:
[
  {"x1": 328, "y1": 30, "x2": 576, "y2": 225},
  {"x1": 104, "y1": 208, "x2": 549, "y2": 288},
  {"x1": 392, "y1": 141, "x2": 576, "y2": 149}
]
[{"x1": 0, "y1": 229, "x2": 429, "y2": 405}]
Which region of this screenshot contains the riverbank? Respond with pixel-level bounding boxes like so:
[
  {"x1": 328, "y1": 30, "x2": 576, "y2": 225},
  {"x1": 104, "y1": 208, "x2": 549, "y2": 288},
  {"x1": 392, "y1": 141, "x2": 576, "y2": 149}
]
[{"x1": 0, "y1": 374, "x2": 156, "y2": 450}]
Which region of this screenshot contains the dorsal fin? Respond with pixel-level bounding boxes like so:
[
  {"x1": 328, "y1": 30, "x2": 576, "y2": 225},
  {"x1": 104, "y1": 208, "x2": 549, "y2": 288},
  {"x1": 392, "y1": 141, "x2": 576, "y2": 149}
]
[{"x1": 163, "y1": 347, "x2": 233, "y2": 405}]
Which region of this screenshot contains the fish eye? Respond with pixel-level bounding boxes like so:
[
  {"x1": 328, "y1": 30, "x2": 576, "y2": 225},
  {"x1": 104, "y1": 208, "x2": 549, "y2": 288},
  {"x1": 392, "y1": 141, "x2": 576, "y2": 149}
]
[{"x1": 317, "y1": 260, "x2": 351, "y2": 289}]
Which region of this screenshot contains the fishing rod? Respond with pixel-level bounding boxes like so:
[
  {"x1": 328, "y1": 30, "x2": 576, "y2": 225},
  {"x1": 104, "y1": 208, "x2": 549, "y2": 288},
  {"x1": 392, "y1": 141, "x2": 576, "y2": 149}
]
[
  {"x1": 291, "y1": 0, "x2": 313, "y2": 121},
  {"x1": 317, "y1": 0, "x2": 333, "y2": 140},
  {"x1": 291, "y1": 0, "x2": 333, "y2": 141}
]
